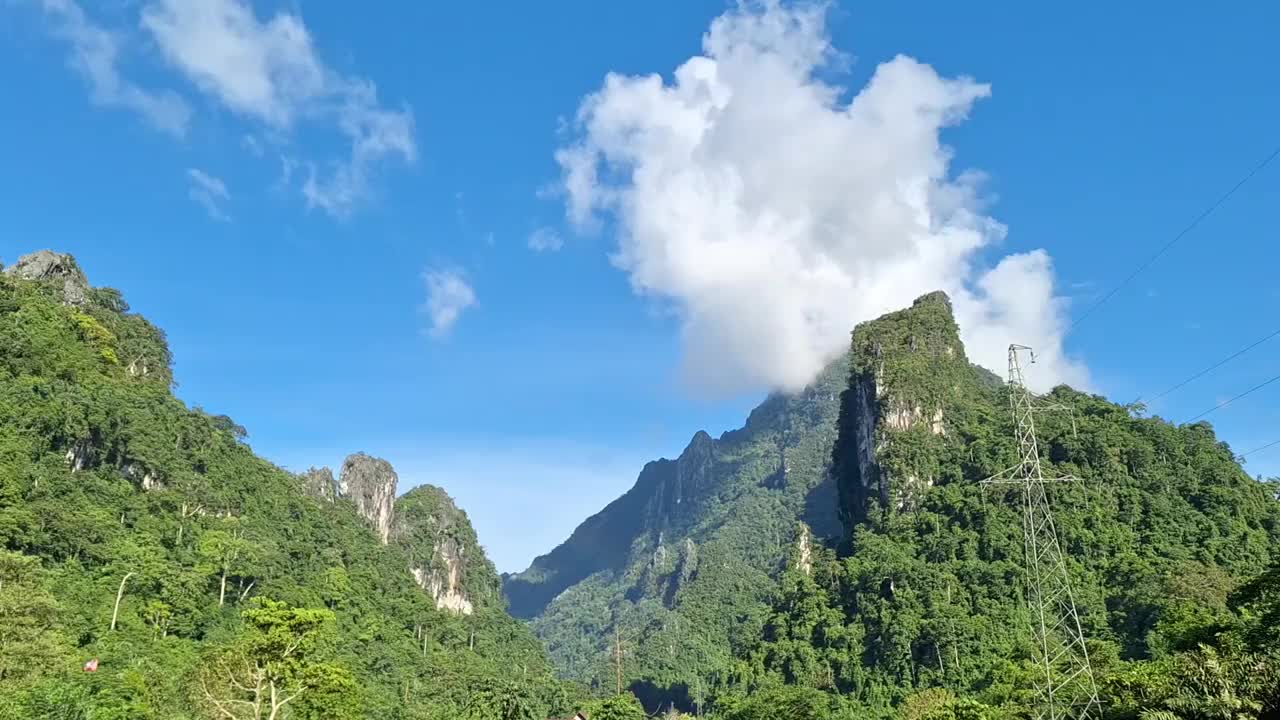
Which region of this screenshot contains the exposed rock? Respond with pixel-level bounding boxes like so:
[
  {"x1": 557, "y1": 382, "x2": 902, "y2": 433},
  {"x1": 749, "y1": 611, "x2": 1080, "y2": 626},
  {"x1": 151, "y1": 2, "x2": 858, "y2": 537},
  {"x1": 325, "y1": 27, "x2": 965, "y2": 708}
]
[
  {"x1": 411, "y1": 537, "x2": 474, "y2": 615},
  {"x1": 835, "y1": 291, "x2": 968, "y2": 526},
  {"x1": 396, "y1": 484, "x2": 499, "y2": 615},
  {"x1": 127, "y1": 356, "x2": 154, "y2": 378},
  {"x1": 4, "y1": 250, "x2": 90, "y2": 306},
  {"x1": 649, "y1": 430, "x2": 715, "y2": 523},
  {"x1": 339, "y1": 453, "x2": 398, "y2": 544},
  {"x1": 65, "y1": 439, "x2": 94, "y2": 472},
  {"x1": 794, "y1": 525, "x2": 813, "y2": 576},
  {"x1": 677, "y1": 538, "x2": 698, "y2": 586},
  {"x1": 300, "y1": 466, "x2": 338, "y2": 503},
  {"x1": 123, "y1": 461, "x2": 163, "y2": 491}
]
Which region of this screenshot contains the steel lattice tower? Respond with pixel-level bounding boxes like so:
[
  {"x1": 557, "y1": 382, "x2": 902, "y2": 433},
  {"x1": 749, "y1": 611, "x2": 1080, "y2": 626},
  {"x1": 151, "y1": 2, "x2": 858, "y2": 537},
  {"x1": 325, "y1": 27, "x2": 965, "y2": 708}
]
[{"x1": 984, "y1": 344, "x2": 1101, "y2": 720}]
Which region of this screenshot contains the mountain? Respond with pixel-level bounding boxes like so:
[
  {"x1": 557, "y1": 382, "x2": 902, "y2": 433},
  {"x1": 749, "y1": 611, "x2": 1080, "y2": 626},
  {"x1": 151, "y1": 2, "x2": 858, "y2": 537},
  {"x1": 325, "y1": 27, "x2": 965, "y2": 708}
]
[
  {"x1": 503, "y1": 325, "x2": 848, "y2": 699},
  {"x1": 506, "y1": 291, "x2": 1280, "y2": 716},
  {"x1": 0, "y1": 251, "x2": 574, "y2": 719}
]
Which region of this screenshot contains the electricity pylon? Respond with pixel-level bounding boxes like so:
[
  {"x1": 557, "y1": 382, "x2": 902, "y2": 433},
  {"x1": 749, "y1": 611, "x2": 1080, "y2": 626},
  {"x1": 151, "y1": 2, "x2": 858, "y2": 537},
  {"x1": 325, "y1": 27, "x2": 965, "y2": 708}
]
[{"x1": 983, "y1": 344, "x2": 1101, "y2": 720}]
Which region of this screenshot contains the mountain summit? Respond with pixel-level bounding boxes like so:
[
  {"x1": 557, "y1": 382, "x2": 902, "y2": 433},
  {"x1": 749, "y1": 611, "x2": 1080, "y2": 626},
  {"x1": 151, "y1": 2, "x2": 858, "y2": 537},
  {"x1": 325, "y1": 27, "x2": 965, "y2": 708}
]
[{"x1": 503, "y1": 290, "x2": 1280, "y2": 712}]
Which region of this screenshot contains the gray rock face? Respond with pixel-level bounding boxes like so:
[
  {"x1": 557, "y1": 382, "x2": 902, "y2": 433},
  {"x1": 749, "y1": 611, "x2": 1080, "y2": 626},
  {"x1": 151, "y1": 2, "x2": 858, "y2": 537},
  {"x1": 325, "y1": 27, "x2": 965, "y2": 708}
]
[
  {"x1": 396, "y1": 484, "x2": 498, "y2": 615},
  {"x1": 4, "y1": 250, "x2": 90, "y2": 306},
  {"x1": 648, "y1": 430, "x2": 715, "y2": 523},
  {"x1": 300, "y1": 466, "x2": 339, "y2": 502},
  {"x1": 411, "y1": 536, "x2": 474, "y2": 615},
  {"x1": 340, "y1": 453, "x2": 398, "y2": 544}
]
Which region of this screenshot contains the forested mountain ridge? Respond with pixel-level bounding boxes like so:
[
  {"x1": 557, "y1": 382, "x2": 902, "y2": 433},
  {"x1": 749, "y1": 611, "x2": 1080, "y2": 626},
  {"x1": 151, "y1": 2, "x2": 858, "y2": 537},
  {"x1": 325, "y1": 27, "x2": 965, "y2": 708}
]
[
  {"x1": 503, "y1": 327, "x2": 851, "y2": 698},
  {"x1": 0, "y1": 251, "x2": 574, "y2": 719},
  {"x1": 721, "y1": 290, "x2": 1280, "y2": 716},
  {"x1": 508, "y1": 291, "x2": 1280, "y2": 717}
]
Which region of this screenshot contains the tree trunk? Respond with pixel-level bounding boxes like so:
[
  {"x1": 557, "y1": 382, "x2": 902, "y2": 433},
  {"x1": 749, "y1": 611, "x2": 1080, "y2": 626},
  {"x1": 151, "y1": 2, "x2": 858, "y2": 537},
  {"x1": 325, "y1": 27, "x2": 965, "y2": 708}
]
[
  {"x1": 111, "y1": 572, "x2": 135, "y2": 631},
  {"x1": 219, "y1": 568, "x2": 227, "y2": 608}
]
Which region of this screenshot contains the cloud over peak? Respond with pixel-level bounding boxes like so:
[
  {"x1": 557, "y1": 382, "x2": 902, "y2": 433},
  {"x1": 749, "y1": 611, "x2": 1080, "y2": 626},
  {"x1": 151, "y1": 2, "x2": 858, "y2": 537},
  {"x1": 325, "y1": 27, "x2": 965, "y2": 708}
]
[{"x1": 554, "y1": 0, "x2": 1085, "y2": 393}]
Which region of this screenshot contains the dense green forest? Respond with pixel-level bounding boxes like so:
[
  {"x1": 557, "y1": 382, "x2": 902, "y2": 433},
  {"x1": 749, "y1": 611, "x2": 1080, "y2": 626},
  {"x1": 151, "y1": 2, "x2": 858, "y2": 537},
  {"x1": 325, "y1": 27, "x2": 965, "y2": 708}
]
[
  {"x1": 510, "y1": 293, "x2": 1280, "y2": 718},
  {"x1": 0, "y1": 252, "x2": 576, "y2": 719},
  {"x1": 2, "y1": 251, "x2": 1277, "y2": 720}
]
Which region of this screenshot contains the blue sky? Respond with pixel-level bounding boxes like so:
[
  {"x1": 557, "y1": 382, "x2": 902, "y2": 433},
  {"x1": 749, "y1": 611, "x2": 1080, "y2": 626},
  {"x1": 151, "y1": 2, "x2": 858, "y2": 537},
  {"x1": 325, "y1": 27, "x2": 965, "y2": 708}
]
[{"x1": 2, "y1": 1, "x2": 1277, "y2": 572}]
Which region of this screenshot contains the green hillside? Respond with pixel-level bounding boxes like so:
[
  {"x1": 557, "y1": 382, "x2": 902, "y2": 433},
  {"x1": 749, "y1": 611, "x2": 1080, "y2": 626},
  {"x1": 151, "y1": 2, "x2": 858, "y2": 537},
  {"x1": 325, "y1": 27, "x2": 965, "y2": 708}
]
[
  {"x1": 0, "y1": 251, "x2": 574, "y2": 719},
  {"x1": 507, "y1": 292, "x2": 1280, "y2": 718}
]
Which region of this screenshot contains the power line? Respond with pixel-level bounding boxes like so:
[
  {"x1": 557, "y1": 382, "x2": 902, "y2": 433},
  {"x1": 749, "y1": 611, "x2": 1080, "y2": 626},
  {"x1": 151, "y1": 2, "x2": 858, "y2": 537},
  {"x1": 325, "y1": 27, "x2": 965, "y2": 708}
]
[
  {"x1": 1241, "y1": 438, "x2": 1280, "y2": 459},
  {"x1": 1068, "y1": 143, "x2": 1280, "y2": 332},
  {"x1": 1184, "y1": 370, "x2": 1280, "y2": 423},
  {"x1": 1138, "y1": 326, "x2": 1280, "y2": 405}
]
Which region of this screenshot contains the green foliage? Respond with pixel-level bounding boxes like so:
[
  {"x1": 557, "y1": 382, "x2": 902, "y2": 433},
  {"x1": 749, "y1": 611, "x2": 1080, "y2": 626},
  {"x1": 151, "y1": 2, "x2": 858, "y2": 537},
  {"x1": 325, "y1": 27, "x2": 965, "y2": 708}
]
[
  {"x1": 0, "y1": 259, "x2": 567, "y2": 718},
  {"x1": 515, "y1": 292, "x2": 1280, "y2": 719},
  {"x1": 582, "y1": 692, "x2": 647, "y2": 720},
  {"x1": 713, "y1": 296, "x2": 1280, "y2": 718}
]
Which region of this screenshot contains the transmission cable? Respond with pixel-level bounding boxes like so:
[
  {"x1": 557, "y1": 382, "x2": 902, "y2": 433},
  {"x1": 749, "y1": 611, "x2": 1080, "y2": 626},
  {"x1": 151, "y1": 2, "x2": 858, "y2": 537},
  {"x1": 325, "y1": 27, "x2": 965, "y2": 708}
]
[
  {"x1": 1241, "y1": 438, "x2": 1280, "y2": 459},
  {"x1": 1068, "y1": 143, "x2": 1280, "y2": 332},
  {"x1": 1137, "y1": 326, "x2": 1280, "y2": 405},
  {"x1": 1183, "y1": 370, "x2": 1280, "y2": 423}
]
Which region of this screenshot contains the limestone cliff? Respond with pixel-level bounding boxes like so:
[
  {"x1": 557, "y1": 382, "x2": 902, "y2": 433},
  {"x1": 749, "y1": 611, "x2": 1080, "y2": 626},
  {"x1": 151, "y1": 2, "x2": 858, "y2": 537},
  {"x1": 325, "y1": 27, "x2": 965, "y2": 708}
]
[
  {"x1": 300, "y1": 466, "x2": 339, "y2": 503},
  {"x1": 394, "y1": 485, "x2": 500, "y2": 615},
  {"x1": 339, "y1": 453, "x2": 398, "y2": 544},
  {"x1": 321, "y1": 453, "x2": 493, "y2": 614},
  {"x1": 832, "y1": 291, "x2": 972, "y2": 528}
]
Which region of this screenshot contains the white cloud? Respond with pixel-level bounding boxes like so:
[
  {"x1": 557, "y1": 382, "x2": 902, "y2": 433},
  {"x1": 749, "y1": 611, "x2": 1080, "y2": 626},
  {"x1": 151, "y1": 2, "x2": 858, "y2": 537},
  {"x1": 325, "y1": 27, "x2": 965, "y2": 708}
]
[
  {"x1": 186, "y1": 167, "x2": 230, "y2": 221},
  {"x1": 140, "y1": 0, "x2": 415, "y2": 217},
  {"x1": 421, "y1": 269, "x2": 476, "y2": 338},
  {"x1": 554, "y1": 0, "x2": 1086, "y2": 393},
  {"x1": 527, "y1": 227, "x2": 564, "y2": 253},
  {"x1": 34, "y1": 0, "x2": 191, "y2": 136}
]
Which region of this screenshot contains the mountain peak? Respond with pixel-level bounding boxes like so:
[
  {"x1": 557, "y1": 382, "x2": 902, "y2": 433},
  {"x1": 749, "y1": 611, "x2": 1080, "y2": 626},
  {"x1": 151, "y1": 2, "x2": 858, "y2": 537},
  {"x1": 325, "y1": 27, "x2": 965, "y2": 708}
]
[
  {"x1": 339, "y1": 453, "x2": 398, "y2": 544},
  {"x1": 3, "y1": 250, "x2": 90, "y2": 306},
  {"x1": 396, "y1": 483, "x2": 500, "y2": 615}
]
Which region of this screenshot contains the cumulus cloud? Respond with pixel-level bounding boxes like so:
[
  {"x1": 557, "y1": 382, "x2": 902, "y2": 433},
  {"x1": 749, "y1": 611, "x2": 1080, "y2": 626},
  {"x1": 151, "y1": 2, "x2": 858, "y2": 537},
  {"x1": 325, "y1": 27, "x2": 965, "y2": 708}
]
[
  {"x1": 554, "y1": 0, "x2": 1085, "y2": 393},
  {"x1": 186, "y1": 167, "x2": 230, "y2": 221},
  {"x1": 141, "y1": 0, "x2": 415, "y2": 216},
  {"x1": 34, "y1": 0, "x2": 191, "y2": 136},
  {"x1": 527, "y1": 227, "x2": 564, "y2": 253},
  {"x1": 421, "y1": 269, "x2": 476, "y2": 338}
]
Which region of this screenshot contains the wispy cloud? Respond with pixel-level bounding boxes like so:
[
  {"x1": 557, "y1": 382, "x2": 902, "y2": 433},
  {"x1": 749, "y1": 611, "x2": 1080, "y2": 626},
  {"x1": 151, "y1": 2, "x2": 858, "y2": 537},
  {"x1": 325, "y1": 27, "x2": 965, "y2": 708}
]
[
  {"x1": 34, "y1": 0, "x2": 191, "y2": 136},
  {"x1": 421, "y1": 269, "x2": 476, "y2": 338},
  {"x1": 187, "y1": 168, "x2": 230, "y2": 221},
  {"x1": 527, "y1": 227, "x2": 563, "y2": 253},
  {"x1": 141, "y1": 0, "x2": 415, "y2": 217},
  {"x1": 23, "y1": 0, "x2": 413, "y2": 216}
]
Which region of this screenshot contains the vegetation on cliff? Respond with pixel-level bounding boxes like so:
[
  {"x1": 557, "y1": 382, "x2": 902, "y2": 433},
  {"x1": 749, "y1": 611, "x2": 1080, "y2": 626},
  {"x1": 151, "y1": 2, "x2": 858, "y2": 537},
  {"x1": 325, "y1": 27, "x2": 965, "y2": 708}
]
[
  {"x1": 511, "y1": 292, "x2": 1280, "y2": 719},
  {"x1": 0, "y1": 254, "x2": 573, "y2": 719}
]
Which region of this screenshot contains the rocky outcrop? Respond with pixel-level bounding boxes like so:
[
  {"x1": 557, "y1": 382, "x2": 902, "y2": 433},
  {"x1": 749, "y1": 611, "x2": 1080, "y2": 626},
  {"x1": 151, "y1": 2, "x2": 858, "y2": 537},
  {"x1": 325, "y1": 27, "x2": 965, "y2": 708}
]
[
  {"x1": 4, "y1": 250, "x2": 90, "y2": 306},
  {"x1": 123, "y1": 461, "x2": 163, "y2": 491},
  {"x1": 300, "y1": 466, "x2": 338, "y2": 503},
  {"x1": 65, "y1": 439, "x2": 94, "y2": 472},
  {"x1": 834, "y1": 291, "x2": 971, "y2": 527},
  {"x1": 339, "y1": 453, "x2": 398, "y2": 544},
  {"x1": 648, "y1": 430, "x2": 715, "y2": 526},
  {"x1": 794, "y1": 524, "x2": 813, "y2": 576},
  {"x1": 396, "y1": 485, "x2": 499, "y2": 615},
  {"x1": 412, "y1": 536, "x2": 473, "y2": 615}
]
